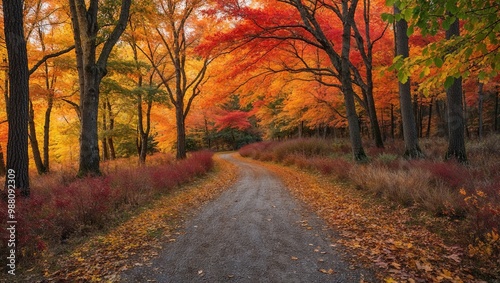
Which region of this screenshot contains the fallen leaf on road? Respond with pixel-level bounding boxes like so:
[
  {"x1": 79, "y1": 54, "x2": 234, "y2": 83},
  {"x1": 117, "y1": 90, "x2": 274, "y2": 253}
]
[{"x1": 319, "y1": 268, "x2": 335, "y2": 274}]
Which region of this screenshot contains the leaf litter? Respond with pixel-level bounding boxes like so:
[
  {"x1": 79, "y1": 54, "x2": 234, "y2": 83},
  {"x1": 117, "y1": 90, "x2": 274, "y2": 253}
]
[
  {"x1": 246, "y1": 157, "x2": 487, "y2": 283},
  {"x1": 44, "y1": 156, "x2": 238, "y2": 282}
]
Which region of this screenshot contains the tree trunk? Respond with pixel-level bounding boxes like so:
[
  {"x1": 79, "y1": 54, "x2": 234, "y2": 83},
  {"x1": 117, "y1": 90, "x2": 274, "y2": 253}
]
[
  {"x1": 3, "y1": 0, "x2": 30, "y2": 195},
  {"x1": 28, "y1": 100, "x2": 47, "y2": 174},
  {"x1": 101, "y1": 100, "x2": 109, "y2": 161},
  {"x1": 341, "y1": 0, "x2": 366, "y2": 161},
  {"x1": 390, "y1": 104, "x2": 395, "y2": 139},
  {"x1": 427, "y1": 97, "x2": 433, "y2": 137},
  {"x1": 436, "y1": 99, "x2": 448, "y2": 137},
  {"x1": 43, "y1": 91, "x2": 53, "y2": 170},
  {"x1": 137, "y1": 94, "x2": 152, "y2": 164},
  {"x1": 350, "y1": 0, "x2": 383, "y2": 148},
  {"x1": 444, "y1": 14, "x2": 467, "y2": 162},
  {"x1": 69, "y1": 0, "x2": 131, "y2": 176},
  {"x1": 365, "y1": 86, "x2": 384, "y2": 148},
  {"x1": 0, "y1": 145, "x2": 6, "y2": 176},
  {"x1": 394, "y1": 5, "x2": 423, "y2": 158},
  {"x1": 478, "y1": 81, "x2": 484, "y2": 140},
  {"x1": 495, "y1": 88, "x2": 499, "y2": 132},
  {"x1": 463, "y1": 91, "x2": 470, "y2": 138},
  {"x1": 107, "y1": 99, "x2": 115, "y2": 160},
  {"x1": 444, "y1": 17, "x2": 467, "y2": 161},
  {"x1": 204, "y1": 118, "x2": 211, "y2": 149},
  {"x1": 176, "y1": 104, "x2": 187, "y2": 159}
]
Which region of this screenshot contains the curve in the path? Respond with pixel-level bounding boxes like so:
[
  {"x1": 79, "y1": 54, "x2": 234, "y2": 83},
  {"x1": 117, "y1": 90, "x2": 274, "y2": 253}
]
[{"x1": 121, "y1": 153, "x2": 374, "y2": 283}]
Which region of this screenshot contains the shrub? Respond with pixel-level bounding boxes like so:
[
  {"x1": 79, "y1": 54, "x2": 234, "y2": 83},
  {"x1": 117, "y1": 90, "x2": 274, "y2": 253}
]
[
  {"x1": 273, "y1": 138, "x2": 333, "y2": 162},
  {"x1": 239, "y1": 141, "x2": 277, "y2": 159},
  {"x1": 419, "y1": 160, "x2": 471, "y2": 189},
  {"x1": 0, "y1": 150, "x2": 215, "y2": 266},
  {"x1": 349, "y1": 164, "x2": 461, "y2": 213}
]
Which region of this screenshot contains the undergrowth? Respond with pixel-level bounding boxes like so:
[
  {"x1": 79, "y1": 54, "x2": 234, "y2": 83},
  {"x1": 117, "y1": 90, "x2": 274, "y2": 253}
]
[
  {"x1": 239, "y1": 136, "x2": 500, "y2": 280},
  {"x1": 0, "y1": 150, "x2": 214, "y2": 272}
]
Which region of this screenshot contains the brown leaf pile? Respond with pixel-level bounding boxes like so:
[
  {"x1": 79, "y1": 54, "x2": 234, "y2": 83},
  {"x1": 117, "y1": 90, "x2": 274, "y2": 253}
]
[
  {"x1": 247, "y1": 157, "x2": 486, "y2": 283},
  {"x1": 44, "y1": 155, "x2": 238, "y2": 282}
]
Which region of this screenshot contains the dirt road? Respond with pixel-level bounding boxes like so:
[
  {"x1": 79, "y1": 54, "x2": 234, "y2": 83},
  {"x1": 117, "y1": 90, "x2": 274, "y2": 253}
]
[{"x1": 120, "y1": 153, "x2": 374, "y2": 282}]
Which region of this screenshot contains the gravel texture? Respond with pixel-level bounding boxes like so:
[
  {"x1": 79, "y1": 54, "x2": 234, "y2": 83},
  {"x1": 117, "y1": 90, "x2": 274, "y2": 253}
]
[{"x1": 120, "y1": 153, "x2": 375, "y2": 282}]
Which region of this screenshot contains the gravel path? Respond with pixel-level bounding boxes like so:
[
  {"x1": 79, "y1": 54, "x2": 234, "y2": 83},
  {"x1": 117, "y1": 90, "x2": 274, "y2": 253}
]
[{"x1": 120, "y1": 153, "x2": 375, "y2": 282}]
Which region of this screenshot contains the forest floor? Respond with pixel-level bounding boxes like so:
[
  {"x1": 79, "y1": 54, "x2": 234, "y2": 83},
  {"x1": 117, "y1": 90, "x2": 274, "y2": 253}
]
[
  {"x1": 16, "y1": 152, "x2": 493, "y2": 282},
  {"x1": 120, "y1": 153, "x2": 375, "y2": 282}
]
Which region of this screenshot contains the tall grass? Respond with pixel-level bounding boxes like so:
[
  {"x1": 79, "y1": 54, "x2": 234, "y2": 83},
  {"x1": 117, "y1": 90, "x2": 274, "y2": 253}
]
[
  {"x1": 0, "y1": 150, "x2": 214, "y2": 266},
  {"x1": 240, "y1": 136, "x2": 500, "y2": 278},
  {"x1": 239, "y1": 136, "x2": 500, "y2": 257}
]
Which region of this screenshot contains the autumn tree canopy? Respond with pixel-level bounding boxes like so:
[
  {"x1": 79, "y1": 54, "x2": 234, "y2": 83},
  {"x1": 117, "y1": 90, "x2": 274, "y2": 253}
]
[{"x1": 0, "y1": 0, "x2": 498, "y2": 180}]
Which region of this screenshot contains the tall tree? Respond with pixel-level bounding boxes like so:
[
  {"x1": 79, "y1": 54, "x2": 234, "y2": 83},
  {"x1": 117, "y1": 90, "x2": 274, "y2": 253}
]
[
  {"x1": 68, "y1": 0, "x2": 131, "y2": 175},
  {"x1": 140, "y1": 0, "x2": 212, "y2": 159},
  {"x1": 2, "y1": 0, "x2": 30, "y2": 195},
  {"x1": 390, "y1": 0, "x2": 498, "y2": 161},
  {"x1": 281, "y1": 0, "x2": 367, "y2": 160},
  {"x1": 393, "y1": 5, "x2": 423, "y2": 158},
  {"x1": 444, "y1": 15, "x2": 466, "y2": 162},
  {"x1": 350, "y1": 0, "x2": 387, "y2": 148}
]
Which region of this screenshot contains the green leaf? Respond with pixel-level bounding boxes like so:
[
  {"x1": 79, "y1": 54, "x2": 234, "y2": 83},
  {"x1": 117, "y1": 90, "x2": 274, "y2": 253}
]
[
  {"x1": 420, "y1": 67, "x2": 430, "y2": 78},
  {"x1": 443, "y1": 17, "x2": 456, "y2": 31},
  {"x1": 398, "y1": 71, "x2": 409, "y2": 84},
  {"x1": 381, "y1": 13, "x2": 395, "y2": 23},
  {"x1": 407, "y1": 25, "x2": 414, "y2": 36},
  {"x1": 434, "y1": 57, "x2": 444, "y2": 68},
  {"x1": 386, "y1": 0, "x2": 397, "y2": 7},
  {"x1": 444, "y1": 76, "x2": 455, "y2": 89},
  {"x1": 445, "y1": 0, "x2": 459, "y2": 14},
  {"x1": 478, "y1": 42, "x2": 488, "y2": 54},
  {"x1": 402, "y1": 8, "x2": 413, "y2": 20},
  {"x1": 464, "y1": 47, "x2": 473, "y2": 59},
  {"x1": 478, "y1": 71, "x2": 487, "y2": 81}
]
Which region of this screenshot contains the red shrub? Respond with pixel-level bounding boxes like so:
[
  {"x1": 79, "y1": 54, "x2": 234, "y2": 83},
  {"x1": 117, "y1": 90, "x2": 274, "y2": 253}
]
[
  {"x1": 414, "y1": 160, "x2": 471, "y2": 189},
  {"x1": 0, "y1": 150, "x2": 215, "y2": 265}
]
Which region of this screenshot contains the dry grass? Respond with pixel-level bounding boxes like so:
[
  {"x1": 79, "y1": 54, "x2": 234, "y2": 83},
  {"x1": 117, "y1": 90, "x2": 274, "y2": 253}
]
[
  {"x1": 247, "y1": 157, "x2": 481, "y2": 282},
  {"x1": 239, "y1": 135, "x2": 500, "y2": 280},
  {"x1": 39, "y1": 154, "x2": 238, "y2": 282},
  {"x1": 0, "y1": 150, "x2": 216, "y2": 276}
]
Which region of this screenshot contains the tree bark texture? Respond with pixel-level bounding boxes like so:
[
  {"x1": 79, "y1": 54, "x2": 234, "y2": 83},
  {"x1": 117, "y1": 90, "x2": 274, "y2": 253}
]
[
  {"x1": 29, "y1": 100, "x2": 47, "y2": 174},
  {"x1": 289, "y1": 0, "x2": 366, "y2": 161},
  {"x1": 444, "y1": 16, "x2": 467, "y2": 163},
  {"x1": 341, "y1": 0, "x2": 367, "y2": 161},
  {"x1": 3, "y1": 0, "x2": 30, "y2": 195},
  {"x1": 394, "y1": 5, "x2": 423, "y2": 159},
  {"x1": 69, "y1": 0, "x2": 131, "y2": 175}
]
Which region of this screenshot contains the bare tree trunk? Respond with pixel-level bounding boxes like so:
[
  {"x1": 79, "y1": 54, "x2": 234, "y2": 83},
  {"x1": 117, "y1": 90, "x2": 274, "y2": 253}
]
[
  {"x1": 101, "y1": 100, "x2": 109, "y2": 161},
  {"x1": 341, "y1": 0, "x2": 366, "y2": 161},
  {"x1": 107, "y1": 100, "x2": 115, "y2": 160},
  {"x1": 204, "y1": 118, "x2": 211, "y2": 149},
  {"x1": 43, "y1": 90, "x2": 53, "y2": 170},
  {"x1": 444, "y1": 15, "x2": 467, "y2": 162},
  {"x1": 350, "y1": 0, "x2": 384, "y2": 148},
  {"x1": 28, "y1": 100, "x2": 47, "y2": 174},
  {"x1": 390, "y1": 104, "x2": 395, "y2": 139},
  {"x1": 394, "y1": 5, "x2": 423, "y2": 158},
  {"x1": 69, "y1": 0, "x2": 131, "y2": 176},
  {"x1": 0, "y1": 145, "x2": 6, "y2": 176},
  {"x1": 478, "y1": 81, "x2": 484, "y2": 140},
  {"x1": 176, "y1": 103, "x2": 187, "y2": 159},
  {"x1": 3, "y1": 0, "x2": 30, "y2": 195},
  {"x1": 495, "y1": 88, "x2": 499, "y2": 132},
  {"x1": 463, "y1": 91, "x2": 470, "y2": 138},
  {"x1": 427, "y1": 97, "x2": 433, "y2": 137}
]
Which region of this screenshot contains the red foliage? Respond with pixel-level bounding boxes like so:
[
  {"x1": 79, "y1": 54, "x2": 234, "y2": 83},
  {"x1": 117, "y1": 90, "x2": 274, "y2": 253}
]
[
  {"x1": 412, "y1": 160, "x2": 471, "y2": 189},
  {"x1": 215, "y1": 110, "x2": 252, "y2": 132},
  {"x1": 0, "y1": 151, "x2": 214, "y2": 264}
]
